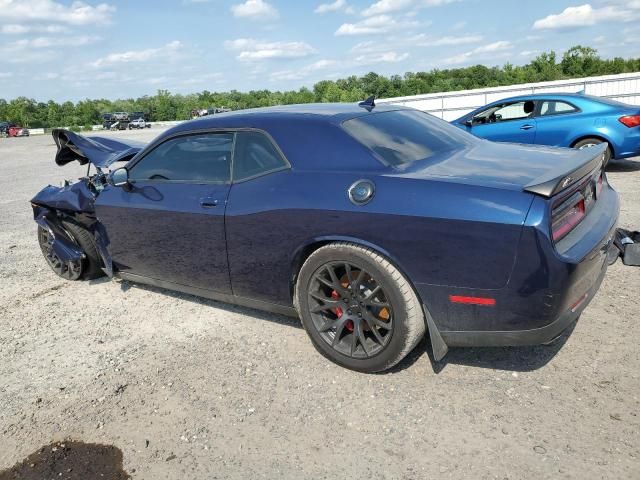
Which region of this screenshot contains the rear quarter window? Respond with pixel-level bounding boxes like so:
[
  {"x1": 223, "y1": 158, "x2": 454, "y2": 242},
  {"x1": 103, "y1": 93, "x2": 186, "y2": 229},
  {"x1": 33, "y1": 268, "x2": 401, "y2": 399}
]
[{"x1": 342, "y1": 110, "x2": 476, "y2": 167}]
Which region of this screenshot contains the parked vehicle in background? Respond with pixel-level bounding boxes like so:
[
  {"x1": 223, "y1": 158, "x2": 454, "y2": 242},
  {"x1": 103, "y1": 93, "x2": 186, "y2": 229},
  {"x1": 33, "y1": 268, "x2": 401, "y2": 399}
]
[
  {"x1": 130, "y1": 112, "x2": 147, "y2": 121},
  {"x1": 102, "y1": 113, "x2": 115, "y2": 130},
  {"x1": 103, "y1": 112, "x2": 130, "y2": 130},
  {"x1": 452, "y1": 93, "x2": 640, "y2": 166},
  {"x1": 0, "y1": 121, "x2": 29, "y2": 137},
  {"x1": 128, "y1": 118, "x2": 151, "y2": 129},
  {"x1": 190, "y1": 108, "x2": 208, "y2": 119},
  {"x1": 31, "y1": 101, "x2": 619, "y2": 373},
  {"x1": 191, "y1": 107, "x2": 232, "y2": 119},
  {"x1": 209, "y1": 106, "x2": 231, "y2": 114}
]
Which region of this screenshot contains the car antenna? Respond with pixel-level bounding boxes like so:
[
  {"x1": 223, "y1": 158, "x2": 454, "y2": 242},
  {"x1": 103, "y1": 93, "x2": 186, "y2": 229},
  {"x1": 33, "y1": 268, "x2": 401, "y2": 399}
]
[{"x1": 358, "y1": 95, "x2": 376, "y2": 111}]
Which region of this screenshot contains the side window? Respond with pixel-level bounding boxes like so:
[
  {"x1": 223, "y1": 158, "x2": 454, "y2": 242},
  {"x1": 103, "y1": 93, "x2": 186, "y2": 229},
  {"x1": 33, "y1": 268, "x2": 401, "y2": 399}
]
[
  {"x1": 539, "y1": 101, "x2": 578, "y2": 117},
  {"x1": 129, "y1": 133, "x2": 233, "y2": 183},
  {"x1": 232, "y1": 131, "x2": 288, "y2": 181},
  {"x1": 474, "y1": 100, "x2": 535, "y2": 124}
]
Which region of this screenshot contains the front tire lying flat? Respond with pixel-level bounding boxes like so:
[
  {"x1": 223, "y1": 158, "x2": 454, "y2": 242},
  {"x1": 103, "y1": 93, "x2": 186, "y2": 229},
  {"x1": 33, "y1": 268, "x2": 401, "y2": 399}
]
[
  {"x1": 295, "y1": 242, "x2": 425, "y2": 373},
  {"x1": 37, "y1": 219, "x2": 104, "y2": 281}
]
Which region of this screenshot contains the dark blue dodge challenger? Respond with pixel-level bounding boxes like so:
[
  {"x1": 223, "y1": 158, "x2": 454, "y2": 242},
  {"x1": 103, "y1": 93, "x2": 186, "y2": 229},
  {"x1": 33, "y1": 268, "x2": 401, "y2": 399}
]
[{"x1": 32, "y1": 101, "x2": 620, "y2": 372}]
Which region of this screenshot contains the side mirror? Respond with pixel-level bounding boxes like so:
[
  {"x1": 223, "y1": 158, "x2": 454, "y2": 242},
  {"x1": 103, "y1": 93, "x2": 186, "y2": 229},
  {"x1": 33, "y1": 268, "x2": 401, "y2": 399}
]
[
  {"x1": 463, "y1": 119, "x2": 473, "y2": 127},
  {"x1": 110, "y1": 167, "x2": 130, "y2": 188}
]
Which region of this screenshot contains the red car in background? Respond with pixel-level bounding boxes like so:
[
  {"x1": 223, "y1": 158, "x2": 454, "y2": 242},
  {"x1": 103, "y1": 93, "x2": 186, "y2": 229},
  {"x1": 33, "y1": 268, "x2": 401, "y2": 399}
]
[{"x1": 0, "y1": 122, "x2": 29, "y2": 137}]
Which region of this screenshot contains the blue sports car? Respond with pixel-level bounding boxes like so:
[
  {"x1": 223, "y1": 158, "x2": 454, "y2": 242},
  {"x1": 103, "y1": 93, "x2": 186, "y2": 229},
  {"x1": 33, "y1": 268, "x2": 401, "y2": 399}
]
[
  {"x1": 452, "y1": 93, "x2": 640, "y2": 165},
  {"x1": 31, "y1": 100, "x2": 619, "y2": 372}
]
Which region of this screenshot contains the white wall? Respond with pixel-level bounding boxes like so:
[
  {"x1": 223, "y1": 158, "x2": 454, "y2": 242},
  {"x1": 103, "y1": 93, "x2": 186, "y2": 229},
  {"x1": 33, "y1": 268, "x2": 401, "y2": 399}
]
[{"x1": 377, "y1": 72, "x2": 640, "y2": 121}]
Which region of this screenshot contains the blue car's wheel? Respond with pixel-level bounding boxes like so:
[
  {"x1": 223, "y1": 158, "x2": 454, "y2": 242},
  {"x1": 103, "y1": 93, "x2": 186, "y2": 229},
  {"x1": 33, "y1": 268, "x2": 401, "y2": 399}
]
[
  {"x1": 574, "y1": 138, "x2": 612, "y2": 166},
  {"x1": 295, "y1": 242, "x2": 425, "y2": 373}
]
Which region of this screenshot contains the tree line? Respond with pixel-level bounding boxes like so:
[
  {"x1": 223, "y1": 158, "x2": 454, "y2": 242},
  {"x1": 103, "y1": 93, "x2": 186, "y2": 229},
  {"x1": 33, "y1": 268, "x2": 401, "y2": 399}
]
[{"x1": 2, "y1": 46, "x2": 639, "y2": 129}]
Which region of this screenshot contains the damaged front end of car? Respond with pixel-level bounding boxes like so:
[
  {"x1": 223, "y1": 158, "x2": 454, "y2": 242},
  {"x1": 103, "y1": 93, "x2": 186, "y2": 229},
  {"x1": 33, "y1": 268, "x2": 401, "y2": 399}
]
[{"x1": 30, "y1": 129, "x2": 145, "y2": 278}]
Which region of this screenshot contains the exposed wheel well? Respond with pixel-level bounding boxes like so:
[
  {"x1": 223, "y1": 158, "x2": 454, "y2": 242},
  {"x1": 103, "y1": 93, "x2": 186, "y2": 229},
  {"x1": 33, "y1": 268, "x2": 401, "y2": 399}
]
[{"x1": 571, "y1": 135, "x2": 614, "y2": 157}]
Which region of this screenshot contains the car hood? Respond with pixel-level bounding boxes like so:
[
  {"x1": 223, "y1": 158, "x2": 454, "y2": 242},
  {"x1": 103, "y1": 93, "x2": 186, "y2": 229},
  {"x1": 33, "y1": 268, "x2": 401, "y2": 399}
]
[
  {"x1": 52, "y1": 128, "x2": 146, "y2": 168},
  {"x1": 391, "y1": 140, "x2": 606, "y2": 196}
]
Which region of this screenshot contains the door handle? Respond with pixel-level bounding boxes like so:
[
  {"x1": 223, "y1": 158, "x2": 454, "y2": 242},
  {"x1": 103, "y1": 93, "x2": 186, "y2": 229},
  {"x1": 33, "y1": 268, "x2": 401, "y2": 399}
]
[
  {"x1": 200, "y1": 198, "x2": 218, "y2": 208},
  {"x1": 520, "y1": 124, "x2": 534, "y2": 130}
]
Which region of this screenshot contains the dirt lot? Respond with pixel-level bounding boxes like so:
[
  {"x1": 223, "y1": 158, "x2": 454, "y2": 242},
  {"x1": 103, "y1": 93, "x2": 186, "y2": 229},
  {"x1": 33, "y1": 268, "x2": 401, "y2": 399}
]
[{"x1": 1, "y1": 129, "x2": 639, "y2": 479}]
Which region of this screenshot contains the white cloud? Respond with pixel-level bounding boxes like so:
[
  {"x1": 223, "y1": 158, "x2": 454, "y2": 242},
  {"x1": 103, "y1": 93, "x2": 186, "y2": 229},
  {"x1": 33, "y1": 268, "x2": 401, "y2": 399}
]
[
  {"x1": 355, "y1": 50, "x2": 409, "y2": 64},
  {"x1": 443, "y1": 40, "x2": 513, "y2": 65},
  {"x1": 362, "y1": 0, "x2": 413, "y2": 16},
  {"x1": 180, "y1": 72, "x2": 223, "y2": 85},
  {"x1": 431, "y1": 35, "x2": 482, "y2": 46},
  {"x1": 314, "y1": 0, "x2": 346, "y2": 13},
  {"x1": 9, "y1": 35, "x2": 99, "y2": 48},
  {"x1": 335, "y1": 14, "x2": 417, "y2": 35},
  {"x1": 90, "y1": 41, "x2": 184, "y2": 68},
  {"x1": 407, "y1": 33, "x2": 483, "y2": 46},
  {"x1": 0, "y1": 72, "x2": 13, "y2": 78},
  {"x1": 0, "y1": 0, "x2": 115, "y2": 25},
  {"x1": 270, "y1": 59, "x2": 337, "y2": 81},
  {"x1": 362, "y1": 0, "x2": 457, "y2": 16},
  {"x1": 224, "y1": 38, "x2": 315, "y2": 61},
  {"x1": 474, "y1": 40, "x2": 512, "y2": 53},
  {"x1": 231, "y1": 0, "x2": 278, "y2": 20},
  {"x1": 1, "y1": 24, "x2": 28, "y2": 34},
  {"x1": 532, "y1": 2, "x2": 640, "y2": 30},
  {"x1": 0, "y1": 23, "x2": 69, "y2": 34}
]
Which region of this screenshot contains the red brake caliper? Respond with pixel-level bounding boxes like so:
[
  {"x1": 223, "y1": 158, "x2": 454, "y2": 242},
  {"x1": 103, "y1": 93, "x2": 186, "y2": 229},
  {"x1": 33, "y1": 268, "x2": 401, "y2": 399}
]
[{"x1": 331, "y1": 290, "x2": 354, "y2": 332}]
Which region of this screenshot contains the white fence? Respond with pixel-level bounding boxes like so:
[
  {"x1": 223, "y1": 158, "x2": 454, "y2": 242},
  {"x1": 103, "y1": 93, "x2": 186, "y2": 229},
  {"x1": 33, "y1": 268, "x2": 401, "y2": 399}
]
[{"x1": 377, "y1": 72, "x2": 640, "y2": 121}]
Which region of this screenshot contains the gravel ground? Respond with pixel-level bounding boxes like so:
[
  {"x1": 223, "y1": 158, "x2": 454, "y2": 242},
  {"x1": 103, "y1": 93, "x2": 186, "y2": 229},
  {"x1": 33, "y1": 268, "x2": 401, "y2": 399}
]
[{"x1": 1, "y1": 129, "x2": 639, "y2": 479}]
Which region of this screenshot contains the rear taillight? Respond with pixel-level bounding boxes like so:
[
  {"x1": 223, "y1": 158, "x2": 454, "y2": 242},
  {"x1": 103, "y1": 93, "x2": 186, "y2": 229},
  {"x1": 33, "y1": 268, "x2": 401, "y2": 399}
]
[
  {"x1": 619, "y1": 115, "x2": 640, "y2": 128},
  {"x1": 552, "y1": 196, "x2": 586, "y2": 242}
]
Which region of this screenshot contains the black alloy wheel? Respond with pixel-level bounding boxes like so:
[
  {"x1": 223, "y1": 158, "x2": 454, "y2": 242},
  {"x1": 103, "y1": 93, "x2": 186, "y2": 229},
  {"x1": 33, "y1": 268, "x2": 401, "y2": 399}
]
[
  {"x1": 308, "y1": 262, "x2": 393, "y2": 359},
  {"x1": 296, "y1": 242, "x2": 425, "y2": 373}
]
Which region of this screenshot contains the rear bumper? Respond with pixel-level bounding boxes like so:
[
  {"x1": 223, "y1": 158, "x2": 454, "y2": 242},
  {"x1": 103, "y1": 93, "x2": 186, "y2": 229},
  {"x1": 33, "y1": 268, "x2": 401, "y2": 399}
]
[
  {"x1": 612, "y1": 129, "x2": 640, "y2": 159},
  {"x1": 439, "y1": 254, "x2": 608, "y2": 347}
]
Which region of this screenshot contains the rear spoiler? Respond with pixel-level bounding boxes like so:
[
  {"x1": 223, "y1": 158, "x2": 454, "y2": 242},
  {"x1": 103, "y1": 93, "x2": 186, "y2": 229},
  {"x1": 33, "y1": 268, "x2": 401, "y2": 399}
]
[
  {"x1": 523, "y1": 143, "x2": 607, "y2": 197},
  {"x1": 52, "y1": 128, "x2": 145, "y2": 169}
]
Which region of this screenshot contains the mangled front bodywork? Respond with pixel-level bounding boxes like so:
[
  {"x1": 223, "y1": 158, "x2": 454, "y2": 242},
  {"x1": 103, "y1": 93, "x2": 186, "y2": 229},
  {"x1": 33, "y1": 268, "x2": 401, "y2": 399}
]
[{"x1": 31, "y1": 129, "x2": 146, "y2": 277}]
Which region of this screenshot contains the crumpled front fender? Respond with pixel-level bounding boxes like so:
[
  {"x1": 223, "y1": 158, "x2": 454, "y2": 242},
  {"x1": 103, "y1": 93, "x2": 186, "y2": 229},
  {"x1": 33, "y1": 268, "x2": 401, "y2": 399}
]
[
  {"x1": 31, "y1": 184, "x2": 114, "y2": 277},
  {"x1": 31, "y1": 181, "x2": 96, "y2": 213},
  {"x1": 34, "y1": 210, "x2": 85, "y2": 263}
]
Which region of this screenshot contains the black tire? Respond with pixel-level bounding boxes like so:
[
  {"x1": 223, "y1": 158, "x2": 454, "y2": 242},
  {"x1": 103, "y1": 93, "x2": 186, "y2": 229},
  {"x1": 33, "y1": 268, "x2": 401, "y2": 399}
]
[
  {"x1": 295, "y1": 242, "x2": 425, "y2": 373},
  {"x1": 37, "y1": 219, "x2": 104, "y2": 281},
  {"x1": 573, "y1": 138, "x2": 612, "y2": 166}
]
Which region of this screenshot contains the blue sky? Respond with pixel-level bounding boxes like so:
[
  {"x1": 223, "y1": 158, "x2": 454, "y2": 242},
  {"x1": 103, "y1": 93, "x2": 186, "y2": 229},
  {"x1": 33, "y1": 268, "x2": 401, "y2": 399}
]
[{"x1": 1, "y1": 0, "x2": 639, "y2": 101}]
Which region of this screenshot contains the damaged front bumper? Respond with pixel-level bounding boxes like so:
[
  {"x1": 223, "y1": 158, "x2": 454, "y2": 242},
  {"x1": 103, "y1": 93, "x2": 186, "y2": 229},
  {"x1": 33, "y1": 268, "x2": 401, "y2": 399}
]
[{"x1": 31, "y1": 183, "x2": 114, "y2": 278}]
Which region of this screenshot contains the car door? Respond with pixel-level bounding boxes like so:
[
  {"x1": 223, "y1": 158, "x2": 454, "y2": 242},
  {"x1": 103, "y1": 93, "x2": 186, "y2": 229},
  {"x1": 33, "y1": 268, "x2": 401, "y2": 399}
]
[
  {"x1": 95, "y1": 132, "x2": 234, "y2": 293},
  {"x1": 467, "y1": 100, "x2": 537, "y2": 144},
  {"x1": 532, "y1": 99, "x2": 581, "y2": 147},
  {"x1": 224, "y1": 130, "x2": 293, "y2": 304}
]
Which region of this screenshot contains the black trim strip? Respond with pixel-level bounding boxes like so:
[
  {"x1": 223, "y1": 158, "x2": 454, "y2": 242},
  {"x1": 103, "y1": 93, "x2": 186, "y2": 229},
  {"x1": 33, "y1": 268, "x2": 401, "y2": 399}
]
[{"x1": 117, "y1": 272, "x2": 299, "y2": 318}]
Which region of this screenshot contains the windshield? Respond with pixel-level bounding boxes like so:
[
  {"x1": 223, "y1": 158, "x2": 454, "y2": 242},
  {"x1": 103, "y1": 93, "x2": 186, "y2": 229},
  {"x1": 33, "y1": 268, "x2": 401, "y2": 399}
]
[{"x1": 342, "y1": 110, "x2": 477, "y2": 167}]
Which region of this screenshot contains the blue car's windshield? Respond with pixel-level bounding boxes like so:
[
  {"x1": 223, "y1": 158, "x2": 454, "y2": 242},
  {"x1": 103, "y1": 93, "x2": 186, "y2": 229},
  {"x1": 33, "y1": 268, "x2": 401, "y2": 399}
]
[{"x1": 342, "y1": 110, "x2": 477, "y2": 167}]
